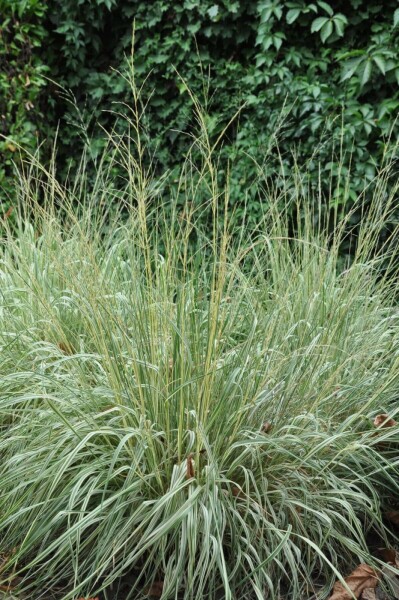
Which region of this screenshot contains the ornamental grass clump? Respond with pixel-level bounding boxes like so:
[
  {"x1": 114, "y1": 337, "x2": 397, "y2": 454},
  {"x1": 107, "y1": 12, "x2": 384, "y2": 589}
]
[{"x1": 0, "y1": 83, "x2": 399, "y2": 599}]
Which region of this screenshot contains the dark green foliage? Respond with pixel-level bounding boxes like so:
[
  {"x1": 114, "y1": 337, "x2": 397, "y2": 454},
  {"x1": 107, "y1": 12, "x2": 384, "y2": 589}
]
[
  {"x1": 0, "y1": 0, "x2": 48, "y2": 210},
  {"x1": 2, "y1": 0, "x2": 399, "y2": 226}
]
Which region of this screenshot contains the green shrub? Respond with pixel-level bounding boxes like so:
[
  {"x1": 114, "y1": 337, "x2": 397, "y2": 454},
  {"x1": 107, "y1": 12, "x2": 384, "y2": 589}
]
[
  {"x1": 2, "y1": 0, "x2": 399, "y2": 232},
  {"x1": 39, "y1": 0, "x2": 399, "y2": 224},
  {"x1": 0, "y1": 94, "x2": 398, "y2": 599},
  {"x1": 0, "y1": 0, "x2": 48, "y2": 210}
]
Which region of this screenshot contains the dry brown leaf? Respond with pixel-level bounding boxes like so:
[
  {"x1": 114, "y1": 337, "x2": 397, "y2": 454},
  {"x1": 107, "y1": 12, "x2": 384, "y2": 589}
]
[
  {"x1": 3, "y1": 206, "x2": 14, "y2": 220},
  {"x1": 145, "y1": 581, "x2": 164, "y2": 597},
  {"x1": 381, "y1": 564, "x2": 399, "y2": 598},
  {"x1": 77, "y1": 597, "x2": 99, "y2": 600},
  {"x1": 186, "y1": 453, "x2": 194, "y2": 479},
  {"x1": 328, "y1": 564, "x2": 378, "y2": 600},
  {"x1": 261, "y1": 421, "x2": 272, "y2": 434},
  {"x1": 58, "y1": 341, "x2": 74, "y2": 354},
  {"x1": 385, "y1": 510, "x2": 399, "y2": 527},
  {"x1": 376, "y1": 548, "x2": 398, "y2": 565},
  {"x1": 231, "y1": 485, "x2": 245, "y2": 498},
  {"x1": 373, "y1": 414, "x2": 397, "y2": 428},
  {"x1": 361, "y1": 589, "x2": 377, "y2": 600}
]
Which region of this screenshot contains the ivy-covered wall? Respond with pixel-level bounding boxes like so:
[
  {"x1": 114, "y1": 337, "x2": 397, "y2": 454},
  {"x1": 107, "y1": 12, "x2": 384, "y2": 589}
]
[{"x1": 1, "y1": 0, "x2": 399, "y2": 223}]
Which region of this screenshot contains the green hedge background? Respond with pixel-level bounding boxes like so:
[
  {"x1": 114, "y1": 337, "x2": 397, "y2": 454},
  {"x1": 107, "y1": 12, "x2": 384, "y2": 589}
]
[{"x1": 1, "y1": 0, "x2": 399, "y2": 225}]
